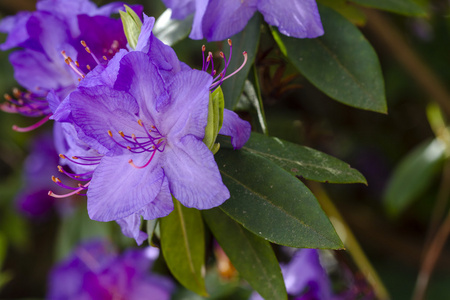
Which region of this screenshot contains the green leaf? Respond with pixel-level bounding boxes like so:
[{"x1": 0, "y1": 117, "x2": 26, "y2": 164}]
[
  {"x1": 120, "y1": 5, "x2": 142, "y2": 50},
  {"x1": 146, "y1": 219, "x2": 158, "y2": 246},
  {"x1": 318, "y1": 0, "x2": 366, "y2": 25},
  {"x1": 203, "y1": 208, "x2": 287, "y2": 300},
  {"x1": 222, "y1": 13, "x2": 261, "y2": 110},
  {"x1": 216, "y1": 149, "x2": 343, "y2": 249},
  {"x1": 153, "y1": 9, "x2": 193, "y2": 46},
  {"x1": 160, "y1": 198, "x2": 207, "y2": 296},
  {"x1": 218, "y1": 132, "x2": 366, "y2": 184},
  {"x1": 349, "y1": 0, "x2": 427, "y2": 16},
  {"x1": 384, "y1": 138, "x2": 446, "y2": 217},
  {"x1": 272, "y1": 5, "x2": 386, "y2": 113}
]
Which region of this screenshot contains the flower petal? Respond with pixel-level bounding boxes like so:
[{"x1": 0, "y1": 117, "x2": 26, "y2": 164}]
[
  {"x1": 163, "y1": 135, "x2": 229, "y2": 209},
  {"x1": 113, "y1": 51, "x2": 168, "y2": 113},
  {"x1": 116, "y1": 214, "x2": 148, "y2": 245},
  {"x1": 162, "y1": 0, "x2": 196, "y2": 20},
  {"x1": 200, "y1": 0, "x2": 257, "y2": 41},
  {"x1": 87, "y1": 154, "x2": 165, "y2": 221},
  {"x1": 139, "y1": 176, "x2": 174, "y2": 220},
  {"x1": 69, "y1": 85, "x2": 141, "y2": 153},
  {"x1": 257, "y1": 0, "x2": 324, "y2": 38},
  {"x1": 189, "y1": 0, "x2": 208, "y2": 40},
  {"x1": 159, "y1": 69, "x2": 213, "y2": 141},
  {"x1": 219, "y1": 109, "x2": 251, "y2": 149}
]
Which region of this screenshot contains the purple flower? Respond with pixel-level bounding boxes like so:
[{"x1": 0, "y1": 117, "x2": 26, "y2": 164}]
[
  {"x1": 50, "y1": 14, "x2": 251, "y2": 244},
  {"x1": 15, "y1": 131, "x2": 76, "y2": 218},
  {"x1": 162, "y1": 0, "x2": 324, "y2": 41},
  {"x1": 250, "y1": 249, "x2": 343, "y2": 300},
  {"x1": 0, "y1": 0, "x2": 136, "y2": 131},
  {"x1": 47, "y1": 239, "x2": 174, "y2": 300}
]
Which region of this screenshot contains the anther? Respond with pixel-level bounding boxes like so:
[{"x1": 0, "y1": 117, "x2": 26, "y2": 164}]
[
  {"x1": 137, "y1": 119, "x2": 143, "y2": 127},
  {"x1": 12, "y1": 88, "x2": 20, "y2": 98},
  {"x1": 202, "y1": 45, "x2": 206, "y2": 52},
  {"x1": 228, "y1": 39, "x2": 232, "y2": 46},
  {"x1": 102, "y1": 56, "x2": 107, "y2": 61},
  {"x1": 119, "y1": 131, "x2": 125, "y2": 137},
  {"x1": 108, "y1": 130, "x2": 113, "y2": 137},
  {"x1": 59, "y1": 154, "x2": 66, "y2": 159},
  {"x1": 86, "y1": 65, "x2": 91, "y2": 71},
  {"x1": 72, "y1": 156, "x2": 78, "y2": 159},
  {"x1": 4, "y1": 94, "x2": 12, "y2": 101},
  {"x1": 58, "y1": 165, "x2": 64, "y2": 173}
]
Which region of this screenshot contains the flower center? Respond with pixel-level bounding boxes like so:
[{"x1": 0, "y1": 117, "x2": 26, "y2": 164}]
[{"x1": 107, "y1": 119, "x2": 166, "y2": 169}]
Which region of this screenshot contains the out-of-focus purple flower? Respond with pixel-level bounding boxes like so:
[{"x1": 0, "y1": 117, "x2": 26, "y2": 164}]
[
  {"x1": 0, "y1": 0, "x2": 137, "y2": 131},
  {"x1": 162, "y1": 0, "x2": 324, "y2": 41},
  {"x1": 15, "y1": 131, "x2": 73, "y2": 218},
  {"x1": 250, "y1": 249, "x2": 344, "y2": 300},
  {"x1": 47, "y1": 239, "x2": 174, "y2": 300}
]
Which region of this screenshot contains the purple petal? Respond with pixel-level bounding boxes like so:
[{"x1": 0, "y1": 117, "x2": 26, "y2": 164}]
[
  {"x1": 135, "y1": 14, "x2": 156, "y2": 52},
  {"x1": 74, "y1": 15, "x2": 128, "y2": 74},
  {"x1": 0, "y1": 12, "x2": 32, "y2": 50},
  {"x1": 200, "y1": 0, "x2": 257, "y2": 41},
  {"x1": 139, "y1": 176, "x2": 174, "y2": 220},
  {"x1": 159, "y1": 69, "x2": 213, "y2": 140},
  {"x1": 257, "y1": 0, "x2": 324, "y2": 38},
  {"x1": 283, "y1": 249, "x2": 330, "y2": 296},
  {"x1": 87, "y1": 154, "x2": 165, "y2": 221},
  {"x1": 69, "y1": 85, "x2": 141, "y2": 153},
  {"x1": 116, "y1": 214, "x2": 148, "y2": 245},
  {"x1": 9, "y1": 49, "x2": 76, "y2": 94},
  {"x1": 162, "y1": 0, "x2": 196, "y2": 19},
  {"x1": 219, "y1": 109, "x2": 251, "y2": 149},
  {"x1": 114, "y1": 52, "x2": 168, "y2": 112},
  {"x1": 189, "y1": 0, "x2": 209, "y2": 40},
  {"x1": 164, "y1": 135, "x2": 230, "y2": 209}
]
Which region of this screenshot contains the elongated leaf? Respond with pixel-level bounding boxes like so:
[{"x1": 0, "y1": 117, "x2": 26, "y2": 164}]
[
  {"x1": 203, "y1": 208, "x2": 287, "y2": 300},
  {"x1": 318, "y1": 0, "x2": 366, "y2": 25},
  {"x1": 272, "y1": 5, "x2": 386, "y2": 113},
  {"x1": 384, "y1": 138, "x2": 446, "y2": 217},
  {"x1": 216, "y1": 149, "x2": 343, "y2": 249},
  {"x1": 218, "y1": 133, "x2": 366, "y2": 184},
  {"x1": 221, "y1": 13, "x2": 261, "y2": 110},
  {"x1": 161, "y1": 198, "x2": 207, "y2": 296},
  {"x1": 153, "y1": 9, "x2": 193, "y2": 46},
  {"x1": 349, "y1": 0, "x2": 427, "y2": 16}
]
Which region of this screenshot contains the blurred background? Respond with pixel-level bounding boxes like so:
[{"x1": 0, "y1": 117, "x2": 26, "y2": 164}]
[{"x1": 1, "y1": 0, "x2": 450, "y2": 299}]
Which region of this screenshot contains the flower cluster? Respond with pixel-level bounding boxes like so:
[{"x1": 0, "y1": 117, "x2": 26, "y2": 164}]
[{"x1": 1, "y1": 0, "x2": 251, "y2": 245}]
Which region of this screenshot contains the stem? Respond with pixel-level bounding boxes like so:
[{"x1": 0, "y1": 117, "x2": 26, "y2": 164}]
[
  {"x1": 412, "y1": 160, "x2": 450, "y2": 300},
  {"x1": 364, "y1": 9, "x2": 450, "y2": 118},
  {"x1": 308, "y1": 182, "x2": 390, "y2": 300},
  {"x1": 252, "y1": 64, "x2": 269, "y2": 136}
]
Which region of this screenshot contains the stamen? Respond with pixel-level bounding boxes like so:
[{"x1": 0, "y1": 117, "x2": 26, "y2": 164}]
[
  {"x1": 12, "y1": 114, "x2": 52, "y2": 132},
  {"x1": 80, "y1": 40, "x2": 102, "y2": 66},
  {"x1": 49, "y1": 181, "x2": 90, "y2": 198},
  {"x1": 129, "y1": 150, "x2": 156, "y2": 169},
  {"x1": 61, "y1": 51, "x2": 86, "y2": 78}
]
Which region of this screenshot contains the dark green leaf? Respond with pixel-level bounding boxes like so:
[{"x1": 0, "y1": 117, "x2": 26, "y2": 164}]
[
  {"x1": 349, "y1": 0, "x2": 427, "y2": 16},
  {"x1": 153, "y1": 9, "x2": 193, "y2": 46},
  {"x1": 203, "y1": 208, "x2": 287, "y2": 300},
  {"x1": 216, "y1": 149, "x2": 343, "y2": 249},
  {"x1": 221, "y1": 13, "x2": 261, "y2": 110},
  {"x1": 161, "y1": 198, "x2": 207, "y2": 296},
  {"x1": 384, "y1": 138, "x2": 446, "y2": 217},
  {"x1": 272, "y1": 5, "x2": 386, "y2": 113},
  {"x1": 218, "y1": 132, "x2": 366, "y2": 184}
]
